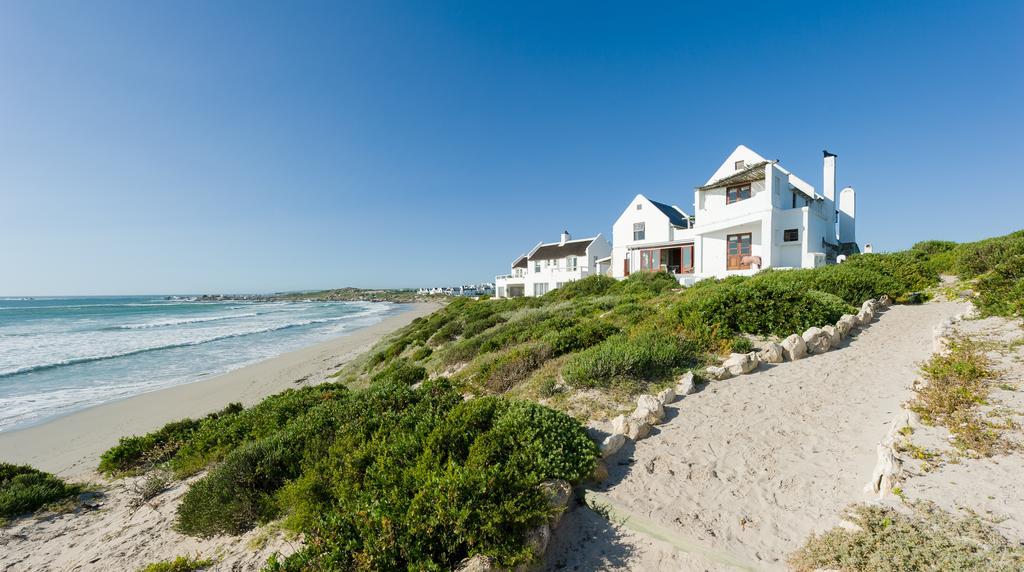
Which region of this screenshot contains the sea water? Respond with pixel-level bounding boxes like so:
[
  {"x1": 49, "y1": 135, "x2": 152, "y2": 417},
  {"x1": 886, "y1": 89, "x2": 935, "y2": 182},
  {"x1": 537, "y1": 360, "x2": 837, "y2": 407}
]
[{"x1": 0, "y1": 296, "x2": 404, "y2": 431}]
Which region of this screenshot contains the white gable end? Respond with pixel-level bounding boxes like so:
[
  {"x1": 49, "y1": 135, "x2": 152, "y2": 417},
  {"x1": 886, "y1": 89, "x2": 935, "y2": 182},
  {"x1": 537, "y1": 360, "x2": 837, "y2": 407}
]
[{"x1": 703, "y1": 144, "x2": 769, "y2": 186}]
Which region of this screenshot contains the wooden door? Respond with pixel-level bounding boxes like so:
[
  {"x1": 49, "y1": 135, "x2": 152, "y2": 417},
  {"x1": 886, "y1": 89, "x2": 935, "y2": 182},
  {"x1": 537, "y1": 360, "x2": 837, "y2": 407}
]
[
  {"x1": 623, "y1": 258, "x2": 630, "y2": 277},
  {"x1": 727, "y1": 233, "x2": 752, "y2": 270}
]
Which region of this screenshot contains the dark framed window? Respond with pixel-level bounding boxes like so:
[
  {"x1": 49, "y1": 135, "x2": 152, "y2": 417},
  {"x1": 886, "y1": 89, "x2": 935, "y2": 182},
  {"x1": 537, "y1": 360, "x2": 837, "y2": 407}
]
[
  {"x1": 726, "y1": 185, "x2": 752, "y2": 204},
  {"x1": 734, "y1": 160, "x2": 745, "y2": 170},
  {"x1": 783, "y1": 228, "x2": 799, "y2": 242}
]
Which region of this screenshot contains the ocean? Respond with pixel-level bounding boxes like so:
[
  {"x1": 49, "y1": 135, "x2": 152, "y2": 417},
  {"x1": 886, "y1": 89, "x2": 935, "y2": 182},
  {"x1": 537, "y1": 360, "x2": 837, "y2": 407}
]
[{"x1": 0, "y1": 296, "x2": 404, "y2": 432}]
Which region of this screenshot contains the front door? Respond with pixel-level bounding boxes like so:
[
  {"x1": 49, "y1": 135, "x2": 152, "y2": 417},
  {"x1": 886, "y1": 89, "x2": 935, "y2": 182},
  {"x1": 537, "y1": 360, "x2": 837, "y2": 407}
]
[
  {"x1": 727, "y1": 233, "x2": 752, "y2": 270},
  {"x1": 623, "y1": 258, "x2": 630, "y2": 277}
]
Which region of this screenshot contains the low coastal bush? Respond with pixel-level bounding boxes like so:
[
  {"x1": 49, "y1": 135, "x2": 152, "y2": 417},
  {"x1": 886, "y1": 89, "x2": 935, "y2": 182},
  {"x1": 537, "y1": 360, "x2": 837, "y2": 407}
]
[
  {"x1": 138, "y1": 555, "x2": 216, "y2": 572},
  {"x1": 790, "y1": 502, "x2": 1024, "y2": 571},
  {"x1": 0, "y1": 463, "x2": 81, "y2": 521},
  {"x1": 974, "y1": 254, "x2": 1024, "y2": 318},
  {"x1": 106, "y1": 379, "x2": 596, "y2": 569},
  {"x1": 673, "y1": 277, "x2": 853, "y2": 337},
  {"x1": 561, "y1": 327, "x2": 695, "y2": 389}
]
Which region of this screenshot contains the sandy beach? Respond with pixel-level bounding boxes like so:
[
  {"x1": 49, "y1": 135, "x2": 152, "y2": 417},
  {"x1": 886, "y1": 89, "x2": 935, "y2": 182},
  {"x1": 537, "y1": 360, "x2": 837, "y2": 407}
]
[{"x1": 0, "y1": 302, "x2": 438, "y2": 479}]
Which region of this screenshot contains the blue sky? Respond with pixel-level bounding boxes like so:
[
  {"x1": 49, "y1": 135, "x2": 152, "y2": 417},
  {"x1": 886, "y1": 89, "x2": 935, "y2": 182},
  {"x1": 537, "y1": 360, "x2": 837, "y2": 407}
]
[{"x1": 1, "y1": 1, "x2": 1021, "y2": 295}]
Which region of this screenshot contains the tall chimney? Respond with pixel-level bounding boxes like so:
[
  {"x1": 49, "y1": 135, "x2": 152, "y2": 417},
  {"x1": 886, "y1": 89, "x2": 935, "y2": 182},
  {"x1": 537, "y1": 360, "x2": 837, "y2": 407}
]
[
  {"x1": 823, "y1": 150, "x2": 837, "y2": 202},
  {"x1": 560, "y1": 230, "x2": 570, "y2": 246},
  {"x1": 838, "y1": 186, "x2": 856, "y2": 244}
]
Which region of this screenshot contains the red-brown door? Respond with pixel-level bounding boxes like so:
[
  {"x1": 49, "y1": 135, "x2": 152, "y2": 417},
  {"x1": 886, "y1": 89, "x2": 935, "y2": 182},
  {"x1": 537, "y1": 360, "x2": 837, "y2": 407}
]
[
  {"x1": 623, "y1": 258, "x2": 630, "y2": 277},
  {"x1": 727, "y1": 233, "x2": 752, "y2": 270}
]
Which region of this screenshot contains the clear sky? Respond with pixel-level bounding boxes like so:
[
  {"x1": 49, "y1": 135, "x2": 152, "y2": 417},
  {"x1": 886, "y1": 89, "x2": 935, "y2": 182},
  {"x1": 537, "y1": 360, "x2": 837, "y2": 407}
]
[{"x1": 1, "y1": 1, "x2": 1021, "y2": 295}]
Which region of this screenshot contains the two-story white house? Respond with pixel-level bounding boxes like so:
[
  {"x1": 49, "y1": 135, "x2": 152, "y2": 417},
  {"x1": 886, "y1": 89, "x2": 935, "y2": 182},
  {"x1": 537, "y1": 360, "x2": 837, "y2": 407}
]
[
  {"x1": 611, "y1": 145, "x2": 858, "y2": 282},
  {"x1": 495, "y1": 231, "x2": 612, "y2": 298}
]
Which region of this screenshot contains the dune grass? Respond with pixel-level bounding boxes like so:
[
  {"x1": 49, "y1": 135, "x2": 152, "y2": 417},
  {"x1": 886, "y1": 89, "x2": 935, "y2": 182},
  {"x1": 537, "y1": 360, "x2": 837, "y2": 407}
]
[
  {"x1": 790, "y1": 502, "x2": 1024, "y2": 571},
  {"x1": 138, "y1": 555, "x2": 216, "y2": 572}
]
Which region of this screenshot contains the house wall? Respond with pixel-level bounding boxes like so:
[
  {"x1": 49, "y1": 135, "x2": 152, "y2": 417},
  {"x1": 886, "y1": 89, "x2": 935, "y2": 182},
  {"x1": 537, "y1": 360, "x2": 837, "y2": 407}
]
[
  {"x1": 697, "y1": 221, "x2": 763, "y2": 278},
  {"x1": 611, "y1": 195, "x2": 674, "y2": 278},
  {"x1": 695, "y1": 178, "x2": 770, "y2": 225}
]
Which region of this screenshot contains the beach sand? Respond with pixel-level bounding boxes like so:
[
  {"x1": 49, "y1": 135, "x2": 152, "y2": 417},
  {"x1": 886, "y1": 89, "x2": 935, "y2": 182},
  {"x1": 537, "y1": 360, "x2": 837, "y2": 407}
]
[
  {"x1": 546, "y1": 300, "x2": 975, "y2": 570},
  {"x1": 0, "y1": 302, "x2": 438, "y2": 479}
]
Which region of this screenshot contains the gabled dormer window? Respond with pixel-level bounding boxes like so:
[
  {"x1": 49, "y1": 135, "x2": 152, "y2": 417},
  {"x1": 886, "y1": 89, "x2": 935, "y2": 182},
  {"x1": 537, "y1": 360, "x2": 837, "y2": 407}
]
[{"x1": 726, "y1": 184, "x2": 751, "y2": 204}]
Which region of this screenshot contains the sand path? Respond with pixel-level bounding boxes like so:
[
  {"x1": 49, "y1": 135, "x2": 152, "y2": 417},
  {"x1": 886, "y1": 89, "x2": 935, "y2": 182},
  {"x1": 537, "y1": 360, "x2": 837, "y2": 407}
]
[{"x1": 546, "y1": 300, "x2": 969, "y2": 571}]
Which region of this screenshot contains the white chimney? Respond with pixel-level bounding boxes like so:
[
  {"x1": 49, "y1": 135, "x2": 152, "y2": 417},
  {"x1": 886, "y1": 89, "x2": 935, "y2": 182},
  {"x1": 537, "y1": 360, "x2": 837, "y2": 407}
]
[
  {"x1": 823, "y1": 150, "x2": 837, "y2": 202},
  {"x1": 559, "y1": 230, "x2": 571, "y2": 246},
  {"x1": 838, "y1": 186, "x2": 856, "y2": 244}
]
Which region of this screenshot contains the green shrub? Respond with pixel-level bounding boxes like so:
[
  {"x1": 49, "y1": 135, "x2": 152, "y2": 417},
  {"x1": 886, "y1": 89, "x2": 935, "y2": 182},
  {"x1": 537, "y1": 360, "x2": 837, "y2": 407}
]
[
  {"x1": 611, "y1": 271, "x2": 680, "y2": 296},
  {"x1": 543, "y1": 320, "x2": 619, "y2": 355},
  {"x1": 410, "y1": 346, "x2": 432, "y2": 361},
  {"x1": 953, "y1": 231, "x2": 1024, "y2": 278},
  {"x1": 472, "y1": 342, "x2": 553, "y2": 392},
  {"x1": 548, "y1": 275, "x2": 618, "y2": 300},
  {"x1": 674, "y1": 277, "x2": 853, "y2": 337},
  {"x1": 912, "y1": 240, "x2": 957, "y2": 255},
  {"x1": 974, "y1": 255, "x2": 1024, "y2": 318},
  {"x1": 561, "y1": 327, "x2": 695, "y2": 389},
  {"x1": 138, "y1": 555, "x2": 216, "y2": 572},
  {"x1": 99, "y1": 402, "x2": 243, "y2": 475},
  {"x1": 0, "y1": 463, "x2": 81, "y2": 520},
  {"x1": 371, "y1": 358, "x2": 427, "y2": 386},
  {"x1": 177, "y1": 433, "x2": 300, "y2": 536},
  {"x1": 265, "y1": 387, "x2": 595, "y2": 570}
]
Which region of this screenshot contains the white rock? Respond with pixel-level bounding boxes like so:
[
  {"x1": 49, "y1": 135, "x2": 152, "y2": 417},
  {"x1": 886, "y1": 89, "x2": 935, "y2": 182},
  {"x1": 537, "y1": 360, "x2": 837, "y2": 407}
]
[
  {"x1": 632, "y1": 394, "x2": 665, "y2": 424},
  {"x1": 757, "y1": 342, "x2": 785, "y2": 364},
  {"x1": 802, "y1": 327, "x2": 832, "y2": 354},
  {"x1": 676, "y1": 372, "x2": 696, "y2": 395},
  {"x1": 864, "y1": 443, "x2": 903, "y2": 499},
  {"x1": 599, "y1": 434, "x2": 625, "y2": 459},
  {"x1": 705, "y1": 365, "x2": 731, "y2": 380},
  {"x1": 611, "y1": 414, "x2": 651, "y2": 441},
  {"x1": 722, "y1": 352, "x2": 758, "y2": 376},
  {"x1": 539, "y1": 479, "x2": 572, "y2": 527},
  {"x1": 838, "y1": 313, "x2": 858, "y2": 334},
  {"x1": 780, "y1": 334, "x2": 807, "y2": 361},
  {"x1": 822, "y1": 325, "x2": 842, "y2": 349},
  {"x1": 856, "y1": 308, "x2": 874, "y2": 326},
  {"x1": 656, "y1": 387, "x2": 676, "y2": 405},
  {"x1": 524, "y1": 524, "x2": 551, "y2": 559},
  {"x1": 862, "y1": 299, "x2": 878, "y2": 313},
  {"x1": 456, "y1": 554, "x2": 498, "y2": 572},
  {"x1": 879, "y1": 294, "x2": 892, "y2": 307}
]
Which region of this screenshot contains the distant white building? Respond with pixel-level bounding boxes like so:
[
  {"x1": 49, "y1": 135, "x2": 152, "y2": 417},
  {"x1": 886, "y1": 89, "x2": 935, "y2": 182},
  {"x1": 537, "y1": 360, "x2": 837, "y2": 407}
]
[
  {"x1": 612, "y1": 145, "x2": 858, "y2": 282},
  {"x1": 495, "y1": 231, "x2": 612, "y2": 298}
]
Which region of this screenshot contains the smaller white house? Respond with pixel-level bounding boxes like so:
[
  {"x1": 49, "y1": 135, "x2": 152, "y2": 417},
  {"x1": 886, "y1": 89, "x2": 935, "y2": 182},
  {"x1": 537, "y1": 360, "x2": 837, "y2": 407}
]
[
  {"x1": 495, "y1": 231, "x2": 612, "y2": 298},
  {"x1": 611, "y1": 195, "x2": 695, "y2": 280}
]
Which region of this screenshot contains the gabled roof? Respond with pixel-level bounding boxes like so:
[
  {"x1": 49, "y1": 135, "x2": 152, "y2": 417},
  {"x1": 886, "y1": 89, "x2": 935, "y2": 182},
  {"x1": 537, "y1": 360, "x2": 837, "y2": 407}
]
[
  {"x1": 511, "y1": 255, "x2": 528, "y2": 269},
  {"x1": 697, "y1": 160, "x2": 774, "y2": 191},
  {"x1": 648, "y1": 199, "x2": 691, "y2": 228},
  {"x1": 528, "y1": 237, "x2": 597, "y2": 260}
]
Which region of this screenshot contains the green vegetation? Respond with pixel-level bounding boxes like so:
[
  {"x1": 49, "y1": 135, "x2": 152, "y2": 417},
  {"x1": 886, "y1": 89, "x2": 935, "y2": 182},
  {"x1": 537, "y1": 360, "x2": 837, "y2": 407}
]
[
  {"x1": 261, "y1": 287, "x2": 440, "y2": 304},
  {"x1": 0, "y1": 463, "x2": 81, "y2": 522},
  {"x1": 910, "y1": 337, "x2": 1013, "y2": 456},
  {"x1": 138, "y1": 555, "x2": 216, "y2": 572},
  {"x1": 790, "y1": 502, "x2": 1024, "y2": 571},
  {"x1": 101, "y1": 376, "x2": 596, "y2": 569},
  {"x1": 912, "y1": 230, "x2": 1024, "y2": 318}
]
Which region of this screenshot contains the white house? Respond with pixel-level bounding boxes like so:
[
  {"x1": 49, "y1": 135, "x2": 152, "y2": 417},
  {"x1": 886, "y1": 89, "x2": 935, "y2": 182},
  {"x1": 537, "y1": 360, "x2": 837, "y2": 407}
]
[
  {"x1": 495, "y1": 231, "x2": 612, "y2": 298},
  {"x1": 612, "y1": 145, "x2": 858, "y2": 282}
]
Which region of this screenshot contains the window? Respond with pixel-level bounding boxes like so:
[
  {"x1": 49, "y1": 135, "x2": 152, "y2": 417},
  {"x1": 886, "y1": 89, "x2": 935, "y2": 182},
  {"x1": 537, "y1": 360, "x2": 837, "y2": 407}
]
[
  {"x1": 497, "y1": 286, "x2": 505, "y2": 298},
  {"x1": 533, "y1": 283, "x2": 549, "y2": 296},
  {"x1": 633, "y1": 222, "x2": 645, "y2": 241},
  {"x1": 734, "y1": 160, "x2": 745, "y2": 170},
  {"x1": 791, "y1": 192, "x2": 797, "y2": 209},
  {"x1": 640, "y1": 249, "x2": 659, "y2": 271},
  {"x1": 636, "y1": 203, "x2": 642, "y2": 210},
  {"x1": 555, "y1": 282, "x2": 566, "y2": 289},
  {"x1": 726, "y1": 185, "x2": 751, "y2": 204},
  {"x1": 783, "y1": 228, "x2": 799, "y2": 242},
  {"x1": 534, "y1": 260, "x2": 540, "y2": 272},
  {"x1": 727, "y1": 233, "x2": 753, "y2": 270},
  {"x1": 566, "y1": 256, "x2": 578, "y2": 270}
]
